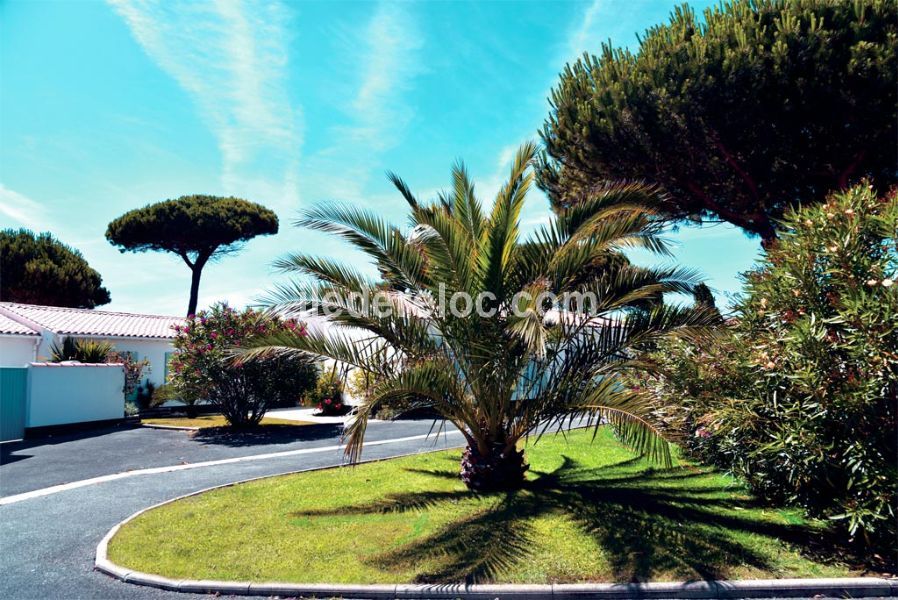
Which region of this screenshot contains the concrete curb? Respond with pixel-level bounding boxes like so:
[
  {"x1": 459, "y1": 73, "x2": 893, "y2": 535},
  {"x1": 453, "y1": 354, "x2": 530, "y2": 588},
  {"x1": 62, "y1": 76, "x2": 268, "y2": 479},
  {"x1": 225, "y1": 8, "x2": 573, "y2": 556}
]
[{"x1": 139, "y1": 423, "x2": 200, "y2": 431}]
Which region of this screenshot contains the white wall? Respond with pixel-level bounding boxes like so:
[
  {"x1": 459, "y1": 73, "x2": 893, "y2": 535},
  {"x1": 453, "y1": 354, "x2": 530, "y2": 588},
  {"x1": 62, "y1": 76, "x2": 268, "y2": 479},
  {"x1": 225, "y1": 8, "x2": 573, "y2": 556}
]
[
  {"x1": 26, "y1": 363, "x2": 125, "y2": 428},
  {"x1": 0, "y1": 336, "x2": 37, "y2": 366}
]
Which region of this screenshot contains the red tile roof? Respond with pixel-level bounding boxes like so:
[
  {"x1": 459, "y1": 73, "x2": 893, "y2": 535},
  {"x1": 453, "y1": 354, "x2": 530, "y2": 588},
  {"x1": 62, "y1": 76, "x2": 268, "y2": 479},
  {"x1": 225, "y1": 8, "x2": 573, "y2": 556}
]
[{"x1": 0, "y1": 303, "x2": 182, "y2": 339}]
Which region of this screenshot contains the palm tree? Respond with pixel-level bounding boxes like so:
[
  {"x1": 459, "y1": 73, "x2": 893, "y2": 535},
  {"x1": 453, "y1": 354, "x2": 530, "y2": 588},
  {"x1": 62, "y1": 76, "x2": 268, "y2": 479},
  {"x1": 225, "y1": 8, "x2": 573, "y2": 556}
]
[{"x1": 245, "y1": 142, "x2": 715, "y2": 491}]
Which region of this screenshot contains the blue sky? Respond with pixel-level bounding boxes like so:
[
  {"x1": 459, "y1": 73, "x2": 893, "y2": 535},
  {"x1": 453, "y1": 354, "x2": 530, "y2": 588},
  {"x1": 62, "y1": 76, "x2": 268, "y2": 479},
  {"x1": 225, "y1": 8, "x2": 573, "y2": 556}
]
[{"x1": 0, "y1": 0, "x2": 760, "y2": 316}]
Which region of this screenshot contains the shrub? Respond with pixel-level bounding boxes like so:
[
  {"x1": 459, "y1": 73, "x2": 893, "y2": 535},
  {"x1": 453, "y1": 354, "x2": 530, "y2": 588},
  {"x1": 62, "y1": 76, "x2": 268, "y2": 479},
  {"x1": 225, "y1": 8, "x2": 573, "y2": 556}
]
[
  {"x1": 345, "y1": 368, "x2": 373, "y2": 400},
  {"x1": 169, "y1": 303, "x2": 313, "y2": 427},
  {"x1": 50, "y1": 338, "x2": 115, "y2": 363},
  {"x1": 109, "y1": 351, "x2": 151, "y2": 400},
  {"x1": 625, "y1": 332, "x2": 752, "y2": 444},
  {"x1": 266, "y1": 357, "x2": 319, "y2": 408},
  {"x1": 308, "y1": 370, "x2": 348, "y2": 416},
  {"x1": 636, "y1": 184, "x2": 897, "y2": 554},
  {"x1": 134, "y1": 381, "x2": 156, "y2": 409}
]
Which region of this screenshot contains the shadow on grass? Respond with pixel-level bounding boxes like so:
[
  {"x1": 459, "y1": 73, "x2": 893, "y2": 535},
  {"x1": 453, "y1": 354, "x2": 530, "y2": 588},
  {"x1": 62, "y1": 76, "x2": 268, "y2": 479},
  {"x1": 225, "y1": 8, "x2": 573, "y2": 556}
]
[
  {"x1": 191, "y1": 423, "x2": 343, "y2": 447},
  {"x1": 292, "y1": 455, "x2": 852, "y2": 584}
]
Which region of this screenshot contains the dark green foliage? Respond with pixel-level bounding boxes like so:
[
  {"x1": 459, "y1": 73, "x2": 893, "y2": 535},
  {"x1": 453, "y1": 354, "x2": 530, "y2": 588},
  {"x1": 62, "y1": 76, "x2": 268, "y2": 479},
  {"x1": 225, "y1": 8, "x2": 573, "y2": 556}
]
[
  {"x1": 630, "y1": 184, "x2": 897, "y2": 558},
  {"x1": 691, "y1": 283, "x2": 720, "y2": 321},
  {"x1": 105, "y1": 195, "x2": 279, "y2": 315},
  {"x1": 170, "y1": 303, "x2": 316, "y2": 428},
  {"x1": 50, "y1": 337, "x2": 115, "y2": 363},
  {"x1": 135, "y1": 381, "x2": 157, "y2": 410},
  {"x1": 1, "y1": 229, "x2": 111, "y2": 308},
  {"x1": 540, "y1": 0, "x2": 897, "y2": 241},
  {"x1": 307, "y1": 370, "x2": 349, "y2": 416}
]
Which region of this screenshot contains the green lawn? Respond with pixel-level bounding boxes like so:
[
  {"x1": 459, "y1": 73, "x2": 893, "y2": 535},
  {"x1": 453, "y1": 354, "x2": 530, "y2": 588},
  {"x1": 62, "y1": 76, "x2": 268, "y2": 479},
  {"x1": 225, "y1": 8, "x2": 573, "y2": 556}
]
[
  {"x1": 141, "y1": 415, "x2": 313, "y2": 428},
  {"x1": 108, "y1": 427, "x2": 857, "y2": 584}
]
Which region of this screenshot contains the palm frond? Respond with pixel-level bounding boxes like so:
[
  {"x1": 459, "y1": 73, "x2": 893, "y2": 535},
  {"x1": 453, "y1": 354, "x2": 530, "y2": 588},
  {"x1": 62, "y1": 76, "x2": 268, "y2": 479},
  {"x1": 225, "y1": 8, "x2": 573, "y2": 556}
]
[
  {"x1": 260, "y1": 144, "x2": 718, "y2": 480},
  {"x1": 271, "y1": 253, "x2": 373, "y2": 291},
  {"x1": 299, "y1": 204, "x2": 426, "y2": 290},
  {"x1": 386, "y1": 171, "x2": 420, "y2": 209}
]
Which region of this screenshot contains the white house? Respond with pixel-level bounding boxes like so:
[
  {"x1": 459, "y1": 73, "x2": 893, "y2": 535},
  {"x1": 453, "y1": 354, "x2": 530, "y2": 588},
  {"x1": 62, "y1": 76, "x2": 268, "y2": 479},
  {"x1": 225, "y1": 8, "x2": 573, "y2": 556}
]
[
  {"x1": 0, "y1": 311, "x2": 41, "y2": 366},
  {"x1": 0, "y1": 302, "x2": 182, "y2": 388}
]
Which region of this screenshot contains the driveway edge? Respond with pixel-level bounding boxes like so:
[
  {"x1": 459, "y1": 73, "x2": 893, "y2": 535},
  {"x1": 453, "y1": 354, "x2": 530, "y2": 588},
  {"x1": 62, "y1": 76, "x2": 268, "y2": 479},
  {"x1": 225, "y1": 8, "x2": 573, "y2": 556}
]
[{"x1": 95, "y1": 460, "x2": 897, "y2": 599}]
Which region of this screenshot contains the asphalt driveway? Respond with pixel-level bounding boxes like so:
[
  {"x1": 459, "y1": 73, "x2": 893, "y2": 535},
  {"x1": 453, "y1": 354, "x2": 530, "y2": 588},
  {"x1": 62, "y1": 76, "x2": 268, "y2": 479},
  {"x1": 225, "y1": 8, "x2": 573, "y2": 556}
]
[
  {"x1": 0, "y1": 420, "x2": 452, "y2": 498},
  {"x1": 0, "y1": 419, "x2": 463, "y2": 599}
]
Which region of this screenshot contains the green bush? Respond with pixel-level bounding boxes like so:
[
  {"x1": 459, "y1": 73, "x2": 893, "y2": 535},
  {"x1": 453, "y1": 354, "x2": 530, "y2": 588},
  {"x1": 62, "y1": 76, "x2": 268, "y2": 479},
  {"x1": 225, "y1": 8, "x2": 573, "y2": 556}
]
[
  {"x1": 50, "y1": 337, "x2": 115, "y2": 363},
  {"x1": 170, "y1": 303, "x2": 316, "y2": 427},
  {"x1": 307, "y1": 370, "x2": 348, "y2": 416},
  {"x1": 633, "y1": 184, "x2": 897, "y2": 554},
  {"x1": 134, "y1": 381, "x2": 156, "y2": 410}
]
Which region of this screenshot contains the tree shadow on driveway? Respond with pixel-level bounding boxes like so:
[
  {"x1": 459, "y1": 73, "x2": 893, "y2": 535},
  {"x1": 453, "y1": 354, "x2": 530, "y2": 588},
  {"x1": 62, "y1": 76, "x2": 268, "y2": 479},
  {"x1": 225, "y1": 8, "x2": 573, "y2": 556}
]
[
  {"x1": 190, "y1": 423, "x2": 344, "y2": 447},
  {"x1": 0, "y1": 423, "x2": 142, "y2": 466}
]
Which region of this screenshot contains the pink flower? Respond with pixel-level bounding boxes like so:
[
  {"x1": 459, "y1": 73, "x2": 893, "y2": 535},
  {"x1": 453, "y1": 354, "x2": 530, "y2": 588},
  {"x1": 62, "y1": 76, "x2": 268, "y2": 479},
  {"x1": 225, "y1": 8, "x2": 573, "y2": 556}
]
[
  {"x1": 210, "y1": 332, "x2": 218, "y2": 339},
  {"x1": 324, "y1": 398, "x2": 332, "y2": 405}
]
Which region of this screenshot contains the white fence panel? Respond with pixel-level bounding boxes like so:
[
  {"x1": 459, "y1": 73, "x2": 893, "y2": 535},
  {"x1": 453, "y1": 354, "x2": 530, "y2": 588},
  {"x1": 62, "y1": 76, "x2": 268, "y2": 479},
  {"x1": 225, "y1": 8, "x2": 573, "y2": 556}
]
[{"x1": 27, "y1": 363, "x2": 125, "y2": 428}]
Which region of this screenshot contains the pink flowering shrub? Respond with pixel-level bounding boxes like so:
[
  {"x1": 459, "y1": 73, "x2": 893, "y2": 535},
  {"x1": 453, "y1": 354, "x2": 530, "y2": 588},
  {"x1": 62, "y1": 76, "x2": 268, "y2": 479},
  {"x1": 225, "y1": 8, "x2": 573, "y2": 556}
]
[
  {"x1": 307, "y1": 370, "x2": 348, "y2": 416},
  {"x1": 169, "y1": 303, "x2": 317, "y2": 426}
]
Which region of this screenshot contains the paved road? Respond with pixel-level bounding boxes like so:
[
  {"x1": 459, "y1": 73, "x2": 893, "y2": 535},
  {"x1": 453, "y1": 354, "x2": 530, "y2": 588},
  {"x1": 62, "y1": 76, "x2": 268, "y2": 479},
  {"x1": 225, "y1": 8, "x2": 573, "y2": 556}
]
[{"x1": 0, "y1": 420, "x2": 463, "y2": 599}]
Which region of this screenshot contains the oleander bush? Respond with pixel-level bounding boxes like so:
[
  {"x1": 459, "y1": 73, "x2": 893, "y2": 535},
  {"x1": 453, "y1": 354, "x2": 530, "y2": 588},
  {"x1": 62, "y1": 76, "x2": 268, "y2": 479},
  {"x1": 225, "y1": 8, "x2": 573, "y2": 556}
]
[
  {"x1": 307, "y1": 370, "x2": 348, "y2": 416},
  {"x1": 169, "y1": 303, "x2": 316, "y2": 427},
  {"x1": 630, "y1": 184, "x2": 898, "y2": 557}
]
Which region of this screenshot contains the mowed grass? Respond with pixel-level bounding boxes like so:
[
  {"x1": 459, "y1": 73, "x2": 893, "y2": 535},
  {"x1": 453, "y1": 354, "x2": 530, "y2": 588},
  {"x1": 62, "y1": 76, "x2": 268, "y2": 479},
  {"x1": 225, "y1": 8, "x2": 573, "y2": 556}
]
[
  {"x1": 141, "y1": 415, "x2": 313, "y2": 428},
  {"x1": 108, "y1": 427, "x2": 857, "y2": 584}
]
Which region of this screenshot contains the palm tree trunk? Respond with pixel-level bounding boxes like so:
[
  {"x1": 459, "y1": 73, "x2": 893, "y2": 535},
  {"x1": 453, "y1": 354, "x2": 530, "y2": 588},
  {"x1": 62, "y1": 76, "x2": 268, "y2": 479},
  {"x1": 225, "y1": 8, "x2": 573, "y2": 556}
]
[{"x1": 459, "y1": 442, "x2": 528, "y2": 491}]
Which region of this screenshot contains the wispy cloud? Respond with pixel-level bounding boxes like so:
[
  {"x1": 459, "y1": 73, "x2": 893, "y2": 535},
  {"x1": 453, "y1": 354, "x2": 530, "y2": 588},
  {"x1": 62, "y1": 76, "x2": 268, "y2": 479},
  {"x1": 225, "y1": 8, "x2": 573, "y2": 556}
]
[
  {"x1": 303, "y1": 2, "x2": 423, "y2": 206},
  {"x1": 350, "y1": 2, "x2": 423, "y2": 150},
  {"x1": 107, "y1": 0, "x2": 302, "y2": 210},
  {"x1": 566, "y1": 0, "x2": 604, "y2": 61},
  {"x1": 0, "y1": 184, "x2": 50, "y2": 230}
]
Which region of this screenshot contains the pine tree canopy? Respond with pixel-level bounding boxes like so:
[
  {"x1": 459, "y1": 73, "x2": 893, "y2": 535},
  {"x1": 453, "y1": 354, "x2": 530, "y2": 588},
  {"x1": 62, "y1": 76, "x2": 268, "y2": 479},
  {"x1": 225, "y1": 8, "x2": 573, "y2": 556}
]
[{"x1": 539, "y1": 0, "x2": 897, "y2": 241}]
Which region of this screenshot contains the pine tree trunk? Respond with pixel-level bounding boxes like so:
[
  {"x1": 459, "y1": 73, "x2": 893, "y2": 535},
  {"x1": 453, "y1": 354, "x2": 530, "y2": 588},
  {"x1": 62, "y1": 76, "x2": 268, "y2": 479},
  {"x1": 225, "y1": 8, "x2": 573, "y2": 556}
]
[
  {"x1": 182, "y1": 250, "x2": 212, "y2": 317},
  {"x1": 187, "y1": 266, "x2": 202, "y2": 317},
  {"x1": 459, "y1": 442, "x2": 528, "y2": 492}
]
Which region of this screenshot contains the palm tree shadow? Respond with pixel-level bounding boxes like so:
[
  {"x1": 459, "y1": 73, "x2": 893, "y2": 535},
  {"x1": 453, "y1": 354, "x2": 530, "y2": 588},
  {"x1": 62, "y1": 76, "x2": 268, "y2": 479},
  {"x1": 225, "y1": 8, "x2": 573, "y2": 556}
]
[{"x1": 291, "y1": 455, "x2": 851, "y2": 584}]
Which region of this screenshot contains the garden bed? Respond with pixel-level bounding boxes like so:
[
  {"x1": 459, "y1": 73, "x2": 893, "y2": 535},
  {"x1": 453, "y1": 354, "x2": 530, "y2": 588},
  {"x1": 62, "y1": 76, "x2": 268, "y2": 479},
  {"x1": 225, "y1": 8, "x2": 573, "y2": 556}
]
[
  {"x1": 141, "y1": 415, "x2": 313, "y2": 429},
  {"x1": 107, "y1": 428, "x2": 859, "y2": 584}
]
